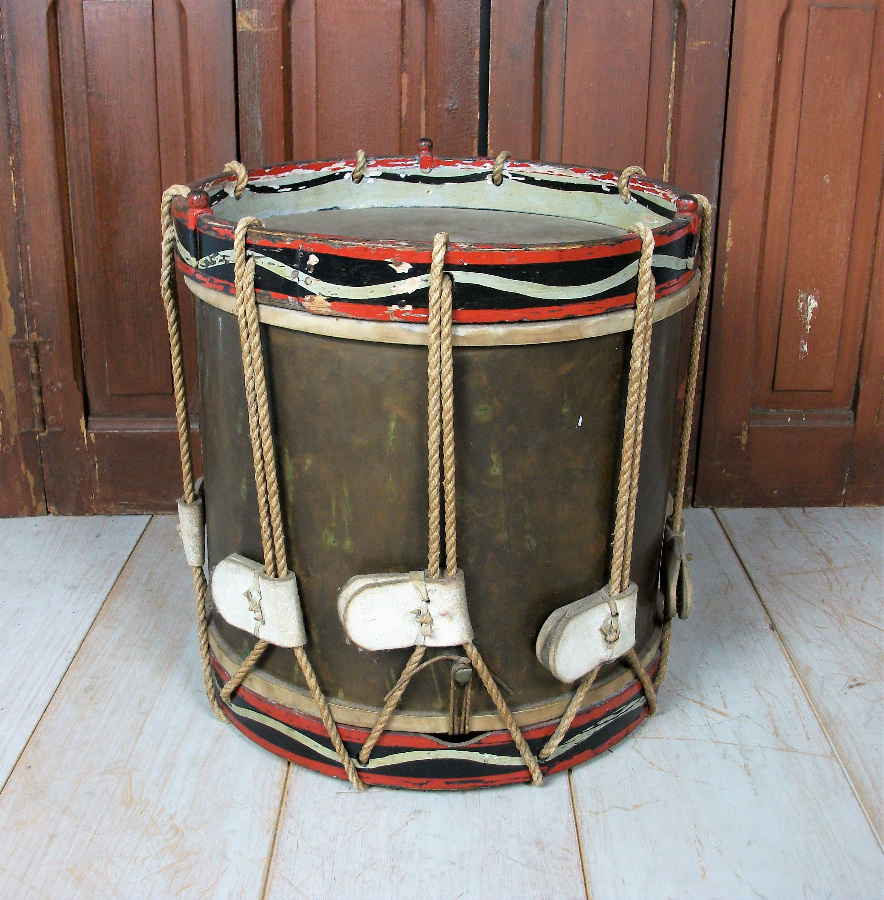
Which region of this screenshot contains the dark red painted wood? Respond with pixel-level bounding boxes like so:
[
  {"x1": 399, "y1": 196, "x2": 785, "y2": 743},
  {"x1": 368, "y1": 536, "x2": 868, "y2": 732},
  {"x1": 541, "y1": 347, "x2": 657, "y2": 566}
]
[
  {"x1": 0, "y1": 21, "x2": 46, "y2": 516},
  {"x1": 235, "y1": 0, "x2": 481, "y2": 167},
  {"x1": 488, "y1": 0, "x2": 733, "y2": 506},
  {"x1": 695, "y1": 0, "x2": 883, "y2": 506},
  {"x1": 1, "y1": 0, "x2": 236, "y2": 513}
]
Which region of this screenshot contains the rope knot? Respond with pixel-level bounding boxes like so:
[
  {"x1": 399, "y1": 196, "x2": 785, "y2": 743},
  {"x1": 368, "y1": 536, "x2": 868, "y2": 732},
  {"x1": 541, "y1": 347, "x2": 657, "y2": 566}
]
[{"x1": 600, "y1": 609, "x2": 621, "y2": 645}]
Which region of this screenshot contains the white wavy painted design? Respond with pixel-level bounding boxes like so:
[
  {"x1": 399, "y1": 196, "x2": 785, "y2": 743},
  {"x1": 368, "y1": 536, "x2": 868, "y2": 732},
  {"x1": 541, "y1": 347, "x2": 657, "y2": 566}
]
[
  {"x1": 191, "y1": 248, "x2": 690, "y2": 302},
  {"x1": 228, "y1": 692, "x2": 643, "y2": 771}
]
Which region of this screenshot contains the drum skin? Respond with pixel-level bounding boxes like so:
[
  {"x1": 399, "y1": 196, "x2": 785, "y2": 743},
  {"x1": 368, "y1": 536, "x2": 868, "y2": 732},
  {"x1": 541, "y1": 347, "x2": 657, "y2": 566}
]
[{"x1": 199, "y1": 301, "x2": 685, "y2": 717}]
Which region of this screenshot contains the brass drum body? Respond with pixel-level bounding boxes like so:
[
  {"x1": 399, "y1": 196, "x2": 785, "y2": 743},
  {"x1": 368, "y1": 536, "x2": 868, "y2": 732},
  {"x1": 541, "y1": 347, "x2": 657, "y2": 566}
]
[{"x1": 171, "y1": 152, "x2": 702, "y2": 788}]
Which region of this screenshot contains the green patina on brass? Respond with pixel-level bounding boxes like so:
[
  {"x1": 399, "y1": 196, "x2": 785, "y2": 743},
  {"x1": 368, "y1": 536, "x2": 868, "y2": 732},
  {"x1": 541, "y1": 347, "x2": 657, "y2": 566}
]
[{"x1": 199, "y1": 301, "x2": 686, "y2": 719}]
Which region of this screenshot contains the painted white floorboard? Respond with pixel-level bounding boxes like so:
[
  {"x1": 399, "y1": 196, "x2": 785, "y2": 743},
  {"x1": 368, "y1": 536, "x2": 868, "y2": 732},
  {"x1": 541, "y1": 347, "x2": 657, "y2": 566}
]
[
  {"x1": 0, "y1": 516, "x2": 288, "y2": 900},
  {"x1": 570, "y1": 508, "x2": 882, "y2": 900},
  {"x1": 0, "y1": 514, "x2": 148, "y2": 787},
  {"x1": 717, "y1": 506, "x2": 883, "y2": 840},
  {"x1": 263, "y1": 735, "x2": 588, "y2": 900}
]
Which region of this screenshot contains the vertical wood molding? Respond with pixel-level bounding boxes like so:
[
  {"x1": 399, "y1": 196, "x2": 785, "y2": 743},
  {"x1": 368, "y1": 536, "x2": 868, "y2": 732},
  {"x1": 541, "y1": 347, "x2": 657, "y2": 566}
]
[
  {"x1": 0, "y1": 9, "x2": 47, "y2": 515},
  {"x1": 2, "y1": 0, "x2": 93, "y2": 513},
  {"x1": 846, "y1": 191, "x2": 884, "y2": 504}
]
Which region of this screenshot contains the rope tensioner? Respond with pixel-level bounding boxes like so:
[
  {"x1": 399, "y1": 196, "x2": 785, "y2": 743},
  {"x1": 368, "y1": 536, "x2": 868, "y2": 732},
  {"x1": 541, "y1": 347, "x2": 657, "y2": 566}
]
[{"x1": 162, "y1": 150, "x2": 712, "y2": 790}]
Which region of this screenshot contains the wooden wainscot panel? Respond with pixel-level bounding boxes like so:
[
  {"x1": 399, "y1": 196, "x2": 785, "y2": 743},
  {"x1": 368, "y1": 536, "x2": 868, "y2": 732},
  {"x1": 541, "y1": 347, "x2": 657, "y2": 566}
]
[
  {"x1": 71, "y1": 0, "x2": 172, "y2": 409},
  {"x1": 2, "y1": 0, "x2": 236, "y2": 513},
  {"x1": 236, "y1": 0, "x2": 481, "y2": 166},
  {"x1": 696, "y1": 0, "x2": 883, "y2": 506},
  {"x1": 488, "y1": 0, "x2": 732, "y2": 505},
  {"x1": 758, "y1": 4, "x2": 875, "y2": 401}
]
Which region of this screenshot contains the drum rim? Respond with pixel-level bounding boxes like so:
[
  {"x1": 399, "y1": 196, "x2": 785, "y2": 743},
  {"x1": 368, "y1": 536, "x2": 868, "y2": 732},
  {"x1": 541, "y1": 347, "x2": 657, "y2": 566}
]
[
  {"x1": 172, "y1": 155, "x2": 702, "y2": 326},
  {"x1": 171, "y1": 155, "x2": 701, "y2": 259}
]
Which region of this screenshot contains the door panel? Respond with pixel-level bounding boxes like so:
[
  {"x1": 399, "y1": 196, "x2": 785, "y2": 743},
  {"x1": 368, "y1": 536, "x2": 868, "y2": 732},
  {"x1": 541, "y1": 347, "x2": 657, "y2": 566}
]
[
  {"x1": 696, "y1": 0, "x2": 883, "y2": 505},
  {"x1": 758, "y1": 5, "x2": 875, "y2": 402},
  {"x1": 488, "y1": 0, "x2": 733, "y2": 505},
  {"x1": 488, "y1": 0, "x2": 732, "y2": 190},
  {"x1": 236, "y1": 0, "x2": 481, "y2": 166},
  {"x1": 2, "y1": 0, "x2": 237, "y2": 513},
  {"x1": 73, "y1": 0, "x2": 171, "y2": 410},
  {"x1": 558, "y1": 0, "x2": 656, "y2": 168}
]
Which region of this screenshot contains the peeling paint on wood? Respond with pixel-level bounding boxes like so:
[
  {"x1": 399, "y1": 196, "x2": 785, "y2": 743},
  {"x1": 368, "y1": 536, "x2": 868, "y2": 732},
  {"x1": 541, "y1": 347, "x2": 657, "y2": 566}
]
[{"x1": 796, "y1": 288, "x2": 819, "y2": 359}]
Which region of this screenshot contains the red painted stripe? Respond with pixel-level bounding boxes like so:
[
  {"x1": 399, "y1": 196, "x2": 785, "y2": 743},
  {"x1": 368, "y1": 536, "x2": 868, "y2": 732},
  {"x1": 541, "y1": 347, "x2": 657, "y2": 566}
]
[
  {"x1": 195, "y1": 156, "x2": 684, "y2": 203},
  {"x1": 186, "y1": 215, "x2": 691, "y2": 265},
  {"x1": 223, "y1": 707, "x2": 530, "y2": 789}
]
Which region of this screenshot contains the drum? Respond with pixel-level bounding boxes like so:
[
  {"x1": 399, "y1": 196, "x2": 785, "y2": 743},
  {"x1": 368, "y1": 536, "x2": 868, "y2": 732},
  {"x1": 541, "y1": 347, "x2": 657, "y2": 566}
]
[{"x1": 165, "y1": 143, "x2": 706, "y2": 790}]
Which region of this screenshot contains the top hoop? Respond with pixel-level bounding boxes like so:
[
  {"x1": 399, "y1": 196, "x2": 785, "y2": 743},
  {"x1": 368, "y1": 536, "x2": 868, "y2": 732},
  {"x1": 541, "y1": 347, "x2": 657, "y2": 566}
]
[{"x1": 169, "y1": 150, "x2": 702, "y2": 326}]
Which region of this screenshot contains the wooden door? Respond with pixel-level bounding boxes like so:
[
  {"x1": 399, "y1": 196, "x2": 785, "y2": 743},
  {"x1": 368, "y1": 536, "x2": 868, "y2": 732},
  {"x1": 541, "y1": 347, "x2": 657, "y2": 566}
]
[
  {"x1": 235, "y1": 0, "x2": 482, "y2": 164},
  {"x1": 696, "y1": 0, "x2": 884, "y2": 505},
  {"x1": 487, "y1": 0, "x2": 734, "y2": 501},
  {"x1": 0, "y1": 0, "x2": 237, "y2": 514}
]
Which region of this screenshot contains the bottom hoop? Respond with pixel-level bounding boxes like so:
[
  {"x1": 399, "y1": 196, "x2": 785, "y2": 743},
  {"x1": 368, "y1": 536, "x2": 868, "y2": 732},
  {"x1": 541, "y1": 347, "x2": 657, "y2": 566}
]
[{"x1": 209, "y1": 632, "x2": 662, "y2": 790}]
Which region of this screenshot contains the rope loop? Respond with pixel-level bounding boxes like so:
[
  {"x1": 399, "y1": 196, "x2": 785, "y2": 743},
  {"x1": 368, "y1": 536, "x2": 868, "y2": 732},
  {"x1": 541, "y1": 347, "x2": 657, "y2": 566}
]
[
  {"x1": 618, "y1": 165, "x2": 646, "y2": 203},
  {"x1": 491, "y1": 151, "x2": 511, "y2": 186},
  {"x1": 160, "y1": 182, "x2": 225, "y2": 722},
  {"x1": 352, "y1": 149, "x2": 367, "y2": 183},
  {"x1": 224, "y1": 160, "x2": 249, "y2": 199},
  {"x1": 671, "y1": 193, "x2": 713, "y2": 531},
  {"x1": 161, "y1": 184, "x2": 189, "y2": 239}
]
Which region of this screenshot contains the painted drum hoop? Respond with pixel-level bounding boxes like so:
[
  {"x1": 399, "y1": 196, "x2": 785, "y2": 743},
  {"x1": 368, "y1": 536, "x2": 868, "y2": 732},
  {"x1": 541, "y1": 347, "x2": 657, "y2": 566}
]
[{"x1": 171, "y1": 153, "x2": 702, "y2": 790}]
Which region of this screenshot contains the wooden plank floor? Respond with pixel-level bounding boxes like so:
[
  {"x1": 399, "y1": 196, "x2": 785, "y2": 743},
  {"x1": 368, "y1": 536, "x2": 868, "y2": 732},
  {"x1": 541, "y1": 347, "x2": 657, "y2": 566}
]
[
  {"x1": 0, "y1": 515, "x2": 148, "y2": 789},
  {"x1": 0, "y1": 509, "x2": 880, "y2": 898},
  {"x1": 717, "y1": 507, "x2": 883, "y2": 841}
]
